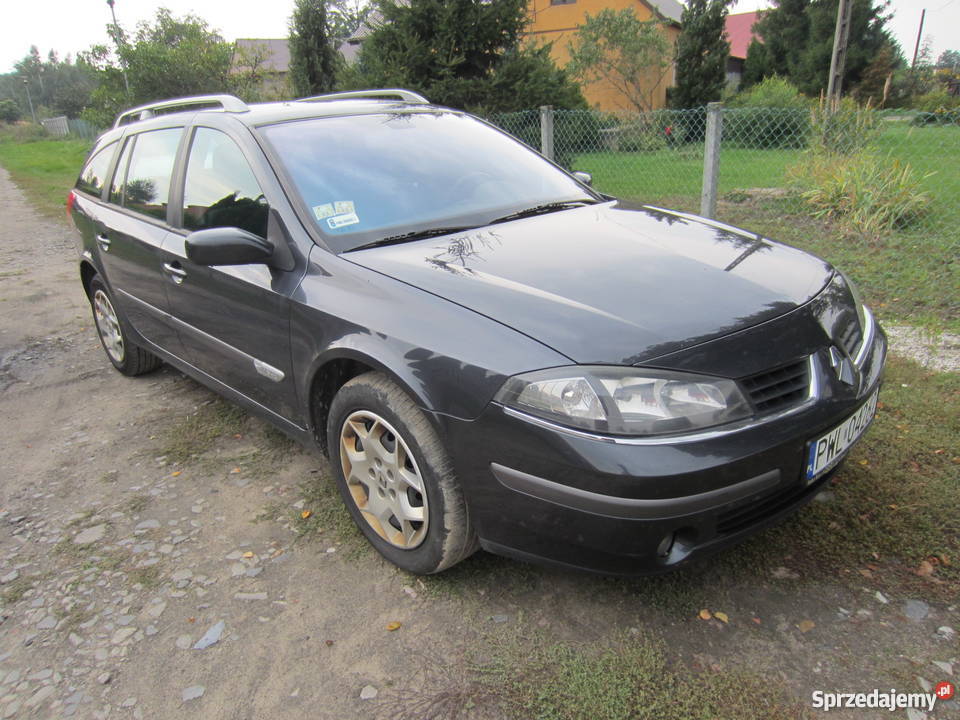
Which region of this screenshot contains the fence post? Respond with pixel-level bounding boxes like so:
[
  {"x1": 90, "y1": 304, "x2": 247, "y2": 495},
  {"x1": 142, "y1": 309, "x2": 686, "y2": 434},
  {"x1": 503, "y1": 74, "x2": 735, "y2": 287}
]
[
  {"x1": 540, "y1": 105, "x2": 555, "y2": 161},
  {"x1": 700, "y1": 102, "x2": 723, "y2": 219}
]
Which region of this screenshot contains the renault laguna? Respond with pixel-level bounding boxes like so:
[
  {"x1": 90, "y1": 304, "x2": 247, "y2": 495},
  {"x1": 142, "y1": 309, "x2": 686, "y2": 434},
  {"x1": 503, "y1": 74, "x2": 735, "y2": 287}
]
[{"x1": 68, "y1": 90, "x2": 886, "y2": 575}]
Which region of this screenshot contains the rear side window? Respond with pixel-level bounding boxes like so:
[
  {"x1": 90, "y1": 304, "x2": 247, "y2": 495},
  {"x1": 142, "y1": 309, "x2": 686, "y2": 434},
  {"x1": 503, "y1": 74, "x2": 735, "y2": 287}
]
[
  {"x1": 120, "y1": 128, "x2": 182, "y2": 221},
  {"x1": 182, "y1": 128, "x2": 268, "y2": 238},
  {"x1": 75, "y1": 141, "x2": 117, "y2": 197}
]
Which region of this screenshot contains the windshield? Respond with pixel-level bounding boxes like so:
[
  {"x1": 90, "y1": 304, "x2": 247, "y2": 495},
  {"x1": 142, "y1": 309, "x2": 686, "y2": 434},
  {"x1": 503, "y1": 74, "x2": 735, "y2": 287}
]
[{"x1": 259, "y1": 111, "x2": 597, "y2": 252}]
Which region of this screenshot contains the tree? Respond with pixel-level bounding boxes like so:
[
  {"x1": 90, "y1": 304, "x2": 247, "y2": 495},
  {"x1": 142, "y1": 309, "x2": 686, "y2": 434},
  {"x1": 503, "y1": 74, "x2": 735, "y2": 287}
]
[
  {"x1": 81, "y1": 10, "x2": 234, "y2": 126},
  {"x1": 937, "y1": 50, "x2": 960, "y2": 70},
  {"x1": 851, "y1": 41, "x2": 901, "y2": 105},
  {"x1": 749, "y1": 0, "x2": 894, "y2": 96},
  {"x1": 1, "y1": 47, "x2": 97, "y2": 119},
  {"x1": 289, "y1": 0, "x2": 341, "y2": 96},
  {"x1": 328, "y1": 0, "x2": 371, "y2": 42},
  {"x1": 352, "y1": 0, "x2": 584, "y2": 113},
  {"x1": 742, "y1": 38, "x2": 774, "y2": 87},
  {"x1": 0, "y1": 99, "x2": 21, "y2": 123},
  {"x1": 566, "y1": 8, "x2": 673, "y2": 113},
  {"x1": 671, "y1": 0, "x2": 732, "y2": 108}
]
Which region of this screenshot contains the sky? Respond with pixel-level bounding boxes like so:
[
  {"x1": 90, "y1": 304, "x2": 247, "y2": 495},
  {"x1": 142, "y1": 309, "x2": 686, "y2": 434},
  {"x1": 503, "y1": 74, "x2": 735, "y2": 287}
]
[{"x1": 2, "y1": 0, "x2": 957, "y2": 73}]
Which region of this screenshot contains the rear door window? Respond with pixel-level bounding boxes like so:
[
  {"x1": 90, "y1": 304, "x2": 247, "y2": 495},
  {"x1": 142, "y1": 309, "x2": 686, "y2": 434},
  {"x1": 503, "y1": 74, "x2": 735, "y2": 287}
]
[
  {"x1": 120, "y1": 128, "x2": 182, "y2": 221},
  {"x1": 75, "y1": 141, "x2": 117, "y2": 198},
  {"x1": 182, "y1": 127, "x2": 268, "y2": 238},
  {"x1": 109, "y1": 137, "x2": 134, "y2": 205}
]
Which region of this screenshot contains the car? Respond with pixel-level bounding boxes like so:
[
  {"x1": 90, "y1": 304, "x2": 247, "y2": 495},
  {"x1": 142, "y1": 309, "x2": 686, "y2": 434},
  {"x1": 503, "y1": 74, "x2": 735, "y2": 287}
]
[{"x1": 68, "y1": 89, "x2": 886, "y2": 576}]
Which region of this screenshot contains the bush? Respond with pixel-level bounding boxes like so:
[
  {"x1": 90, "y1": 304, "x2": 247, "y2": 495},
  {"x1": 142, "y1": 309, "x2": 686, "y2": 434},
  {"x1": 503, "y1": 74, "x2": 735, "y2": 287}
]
[
  {"x1": 0, "y1": 122, "x2": 48, "y2": 144},
  {"x1": 788, "y1": 151, "x2": 932, "y2": 237},
  {"x1": 0, "y1": 100, "x2": 21, "y2": 124},
  {"x1": 727, "y1": 76, "x2": 811, "y2": 149},
  {"x1": 808, "y1": 97, "x2": 880, "y2": 154},
  {"x1": 912, "y1": 109, "x2": 960, "y2": 126},
  {"x1": 911, "y1": 90, "x2": 960, "y2": 113}
]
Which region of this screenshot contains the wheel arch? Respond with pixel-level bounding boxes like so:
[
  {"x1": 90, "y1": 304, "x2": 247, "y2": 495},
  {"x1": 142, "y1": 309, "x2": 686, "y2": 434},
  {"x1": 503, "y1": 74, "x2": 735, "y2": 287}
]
[
  {"x1": 306, "y1": 346, "x2": 438, "y2": 458},
  {"x1": 79, "y1": 259, "x2": 98, "y2": 299}
]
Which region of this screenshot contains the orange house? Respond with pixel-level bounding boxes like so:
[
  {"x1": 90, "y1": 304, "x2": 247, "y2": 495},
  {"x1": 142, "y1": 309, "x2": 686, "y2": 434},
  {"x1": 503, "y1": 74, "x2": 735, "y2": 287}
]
[{"x1": 525, "y1": 0, "x2": 682, "y2": 111}]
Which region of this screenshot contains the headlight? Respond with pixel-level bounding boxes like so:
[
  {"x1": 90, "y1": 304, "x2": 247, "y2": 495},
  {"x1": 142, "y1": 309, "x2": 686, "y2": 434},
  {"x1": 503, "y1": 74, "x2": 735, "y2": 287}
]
[
  {"x1": 495, "y1": 366, "x2": 751, "y2": 436},
  {"x1": 839, "y1": 271, "x2": 867, "y2": 332}
]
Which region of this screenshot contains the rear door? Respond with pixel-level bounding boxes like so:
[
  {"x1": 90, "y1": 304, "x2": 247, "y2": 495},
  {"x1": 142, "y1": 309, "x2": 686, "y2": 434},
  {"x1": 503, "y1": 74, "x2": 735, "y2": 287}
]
[
  {"x1": 161, "y1": 124, "x2": 301, "y2": 421},
  {"x1": 96, "y1": 127, "x2": 185, "y2": 354}
]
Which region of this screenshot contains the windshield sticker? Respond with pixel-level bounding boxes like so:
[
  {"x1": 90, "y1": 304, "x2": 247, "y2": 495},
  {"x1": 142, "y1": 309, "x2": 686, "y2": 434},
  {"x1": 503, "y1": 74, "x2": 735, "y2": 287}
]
[
  {"x1": 327, "y1": 212, "x2": 360, "y2": 230},
  {"x1": 312, "y1": 203, "x2": 335, "y2": 221},
  {"x1": 334, "y1": 200, "x2": 355, "y2": 215}
]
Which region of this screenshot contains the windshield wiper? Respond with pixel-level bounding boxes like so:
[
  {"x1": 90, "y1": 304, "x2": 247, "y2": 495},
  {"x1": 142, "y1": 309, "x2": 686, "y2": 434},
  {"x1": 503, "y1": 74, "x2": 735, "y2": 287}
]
[
  {"x1": 488, "y1": 199, "x2": 599, "y2": 225},
  {"x1": 346, "y1": 226, "x2": 479, "y2": 253}
]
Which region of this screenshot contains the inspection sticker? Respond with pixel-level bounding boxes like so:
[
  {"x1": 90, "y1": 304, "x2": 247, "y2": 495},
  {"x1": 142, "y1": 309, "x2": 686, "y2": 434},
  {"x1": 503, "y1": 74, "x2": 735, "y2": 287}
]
[
  {"x1": 312, "y1": 203, "x2": 335, "y2": 220},
  {"x1": 334, "y1": 200, "x2": 355, "y2": 215},
  {"x1": 327, "y1": 212, "x2": 360, "y2": 229}
]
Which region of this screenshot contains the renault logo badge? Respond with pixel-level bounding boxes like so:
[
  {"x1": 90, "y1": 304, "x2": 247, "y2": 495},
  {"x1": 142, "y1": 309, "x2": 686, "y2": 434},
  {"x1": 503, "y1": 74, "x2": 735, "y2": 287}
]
[{"x1": 828, "y1": 346, "x2": 857, "y2": 386}]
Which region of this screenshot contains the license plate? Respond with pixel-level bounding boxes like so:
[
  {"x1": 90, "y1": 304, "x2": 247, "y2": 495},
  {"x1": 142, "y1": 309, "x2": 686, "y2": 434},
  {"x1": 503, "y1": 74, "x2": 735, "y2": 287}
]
[{"x1": 805, "y1": 389, "x2": 879, "y2": 482}]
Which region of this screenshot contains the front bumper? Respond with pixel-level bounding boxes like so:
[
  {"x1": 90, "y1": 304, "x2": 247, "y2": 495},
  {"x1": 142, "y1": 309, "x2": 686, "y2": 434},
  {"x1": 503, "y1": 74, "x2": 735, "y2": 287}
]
[{"x1": 442, "y1": 330, "x2": 886, "y2": 576}]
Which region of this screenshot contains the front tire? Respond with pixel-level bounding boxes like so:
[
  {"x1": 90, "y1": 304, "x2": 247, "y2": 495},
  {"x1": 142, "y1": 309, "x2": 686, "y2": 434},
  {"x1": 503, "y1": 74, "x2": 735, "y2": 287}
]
[
  {"x1": 88, "y1": 275, "x2": 161, "y2": 377},
  {"x1": 327, "y1": 372, "x2": 478, "y2": 574}
]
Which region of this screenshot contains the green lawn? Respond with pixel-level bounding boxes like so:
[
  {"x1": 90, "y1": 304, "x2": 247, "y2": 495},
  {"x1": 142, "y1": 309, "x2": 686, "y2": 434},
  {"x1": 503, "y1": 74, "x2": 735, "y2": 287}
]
[{"x1": 0, "y1": 134, "x2": 91, "y2": 220}]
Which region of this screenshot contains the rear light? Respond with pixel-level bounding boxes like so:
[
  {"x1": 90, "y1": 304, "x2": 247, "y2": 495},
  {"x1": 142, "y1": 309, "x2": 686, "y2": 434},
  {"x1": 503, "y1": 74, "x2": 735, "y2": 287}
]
[{"x1": 66, "y1": 190, "x2": 76, "y2": 219}]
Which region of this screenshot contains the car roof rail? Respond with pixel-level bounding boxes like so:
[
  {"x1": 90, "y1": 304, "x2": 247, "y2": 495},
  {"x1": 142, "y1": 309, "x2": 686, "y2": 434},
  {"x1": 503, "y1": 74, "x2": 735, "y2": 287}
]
[
  {"x1": 296, "y1": 88, "x2": 429, "y2": 105},
  {"x1": 113, "y1": 94, "x2": 250, "y2": 128}
]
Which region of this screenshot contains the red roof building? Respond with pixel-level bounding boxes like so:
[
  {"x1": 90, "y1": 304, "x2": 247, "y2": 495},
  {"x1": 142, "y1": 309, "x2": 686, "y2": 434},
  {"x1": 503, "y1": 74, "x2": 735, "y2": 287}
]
[{"x1": 724, "y1": 10, "x2": 763, "y2": 88}]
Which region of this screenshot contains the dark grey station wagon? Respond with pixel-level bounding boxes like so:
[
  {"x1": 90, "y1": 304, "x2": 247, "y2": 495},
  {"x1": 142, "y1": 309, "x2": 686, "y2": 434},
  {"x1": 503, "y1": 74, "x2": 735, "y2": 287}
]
[{"x1": 69, "y1": 90, "x2": 885, "y2": 575}]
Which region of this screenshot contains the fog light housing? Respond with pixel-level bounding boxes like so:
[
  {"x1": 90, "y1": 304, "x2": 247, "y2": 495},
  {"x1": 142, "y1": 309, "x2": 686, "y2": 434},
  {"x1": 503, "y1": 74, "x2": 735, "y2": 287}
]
[{"x1": 656, "y1": 532, "x2": 676, "y2": 558}]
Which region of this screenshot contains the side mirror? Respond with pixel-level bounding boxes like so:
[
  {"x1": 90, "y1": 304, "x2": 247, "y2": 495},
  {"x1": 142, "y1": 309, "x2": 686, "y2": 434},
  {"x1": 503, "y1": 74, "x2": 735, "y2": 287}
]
[
  {"x1": 185, "y1": 227, "x2": 274, "y2": 266},
  {"x1": 572, "y1": 171, "x2": 592, "y2": 187}
]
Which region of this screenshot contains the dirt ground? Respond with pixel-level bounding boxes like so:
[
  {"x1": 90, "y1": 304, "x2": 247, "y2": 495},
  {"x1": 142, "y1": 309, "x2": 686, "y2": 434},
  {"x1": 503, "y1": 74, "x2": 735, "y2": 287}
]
[{"x1": 0, "y1": 166, "x2": 957, "y2": 720}]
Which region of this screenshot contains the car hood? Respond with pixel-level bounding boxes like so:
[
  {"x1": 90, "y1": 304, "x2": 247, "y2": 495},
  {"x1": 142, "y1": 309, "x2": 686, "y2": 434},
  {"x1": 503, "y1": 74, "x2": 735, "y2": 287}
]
[{"x1": 345, "y1": 203, "x2": 834, "y2": 365}]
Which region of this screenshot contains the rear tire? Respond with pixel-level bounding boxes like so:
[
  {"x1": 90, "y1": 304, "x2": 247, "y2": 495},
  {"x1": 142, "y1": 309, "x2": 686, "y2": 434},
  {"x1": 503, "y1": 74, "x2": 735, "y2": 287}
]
[
  {"x1": 327, "y1": 372, "x2": 478, "y2": 574},
  {"x1": 88, "y1": 275, "x2": 161, "y2": 377}
]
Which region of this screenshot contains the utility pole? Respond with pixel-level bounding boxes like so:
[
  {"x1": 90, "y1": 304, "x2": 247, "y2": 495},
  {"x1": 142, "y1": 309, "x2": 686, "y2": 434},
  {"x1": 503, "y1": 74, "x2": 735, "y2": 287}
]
[
  {"x1": 106, "y1": 0, "x2": 131, "y2": 95},
  {"x1": 23, "y1": 79, "x2": 37, "y2": 124},
  {"x1": 826, "y1": 0, "x2": 853, "y2": 110},
  {"x1": 910, "y1": 8, "x2": 926, "y2": 69}
]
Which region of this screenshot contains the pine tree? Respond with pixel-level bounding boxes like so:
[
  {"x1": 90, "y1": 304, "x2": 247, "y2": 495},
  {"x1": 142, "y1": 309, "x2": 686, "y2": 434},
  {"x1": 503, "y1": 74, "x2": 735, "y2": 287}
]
[
  {"x1": 751, "y1": 0, "x2": 894, "y2": 96},
  {"x1": 353, "y1": 0, "x2": 584, "y2": 113},
  {"x1": 671, "y1": 0, "x2": 733, "y2": 108},
  {"x1": 289, "y1": 0, "x2": 340, "y2": 97}
]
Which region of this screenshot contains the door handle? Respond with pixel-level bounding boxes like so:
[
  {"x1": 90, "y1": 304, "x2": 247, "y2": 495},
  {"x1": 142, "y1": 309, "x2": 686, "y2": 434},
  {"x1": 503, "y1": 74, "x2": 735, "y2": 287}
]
[
  {"x1": 96, "y1": 234, "x2": 111, "y2": 251},
  {"x1": 163, "y1": 261, "x2": 187, "y2": 284}
]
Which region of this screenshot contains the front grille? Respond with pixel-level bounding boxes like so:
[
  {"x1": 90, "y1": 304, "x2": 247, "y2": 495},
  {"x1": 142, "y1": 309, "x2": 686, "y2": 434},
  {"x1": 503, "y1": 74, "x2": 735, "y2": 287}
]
[
  {"x1": 838, "y1": 316, "x2": 863, "y2": 358},
  {"x1": 740, "y1": 359, "x2": 810, "y2": 414}
]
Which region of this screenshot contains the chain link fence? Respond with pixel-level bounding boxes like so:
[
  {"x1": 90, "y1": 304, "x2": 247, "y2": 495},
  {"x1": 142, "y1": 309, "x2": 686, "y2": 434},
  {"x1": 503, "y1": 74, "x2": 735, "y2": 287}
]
[{"x1": 487, "y1": 105, "x2": 959, "y2": 252}]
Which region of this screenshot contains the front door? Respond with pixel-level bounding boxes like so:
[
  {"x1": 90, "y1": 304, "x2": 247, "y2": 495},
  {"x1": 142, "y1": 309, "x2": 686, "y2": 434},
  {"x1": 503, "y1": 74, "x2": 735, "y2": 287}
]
[{"x1": 162, "y1": 126, "x2": 300, "y2": 421}]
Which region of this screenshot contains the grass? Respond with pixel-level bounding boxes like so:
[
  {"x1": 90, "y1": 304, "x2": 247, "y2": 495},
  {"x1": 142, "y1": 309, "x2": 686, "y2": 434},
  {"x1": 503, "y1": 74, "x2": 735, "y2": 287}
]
[
  {"x1": 0, "y1": 132, "x2": 90, "y2": 220},
  {"x1": 391, "y1": 631, "x2": 808, "y2": 720},
  {"x1": 0, "y1": 576, "x2": 35, "y2": 606},
  {"x1": 157, "y1": 398, "x2": 248, "y2": 466}
]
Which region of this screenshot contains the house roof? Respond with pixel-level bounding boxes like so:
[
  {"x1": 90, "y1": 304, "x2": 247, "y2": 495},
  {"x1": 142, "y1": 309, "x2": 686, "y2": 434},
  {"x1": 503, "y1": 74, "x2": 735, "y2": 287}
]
[
  {"x1": 234, "y1": 38, "x2": 291, "y2": 73},
  {"x1": 644, "y1": 0, "x2": 683, "y2": 24},
  {"x1": 724, "y1": 11, "x2": 762, "y2": 60}
]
